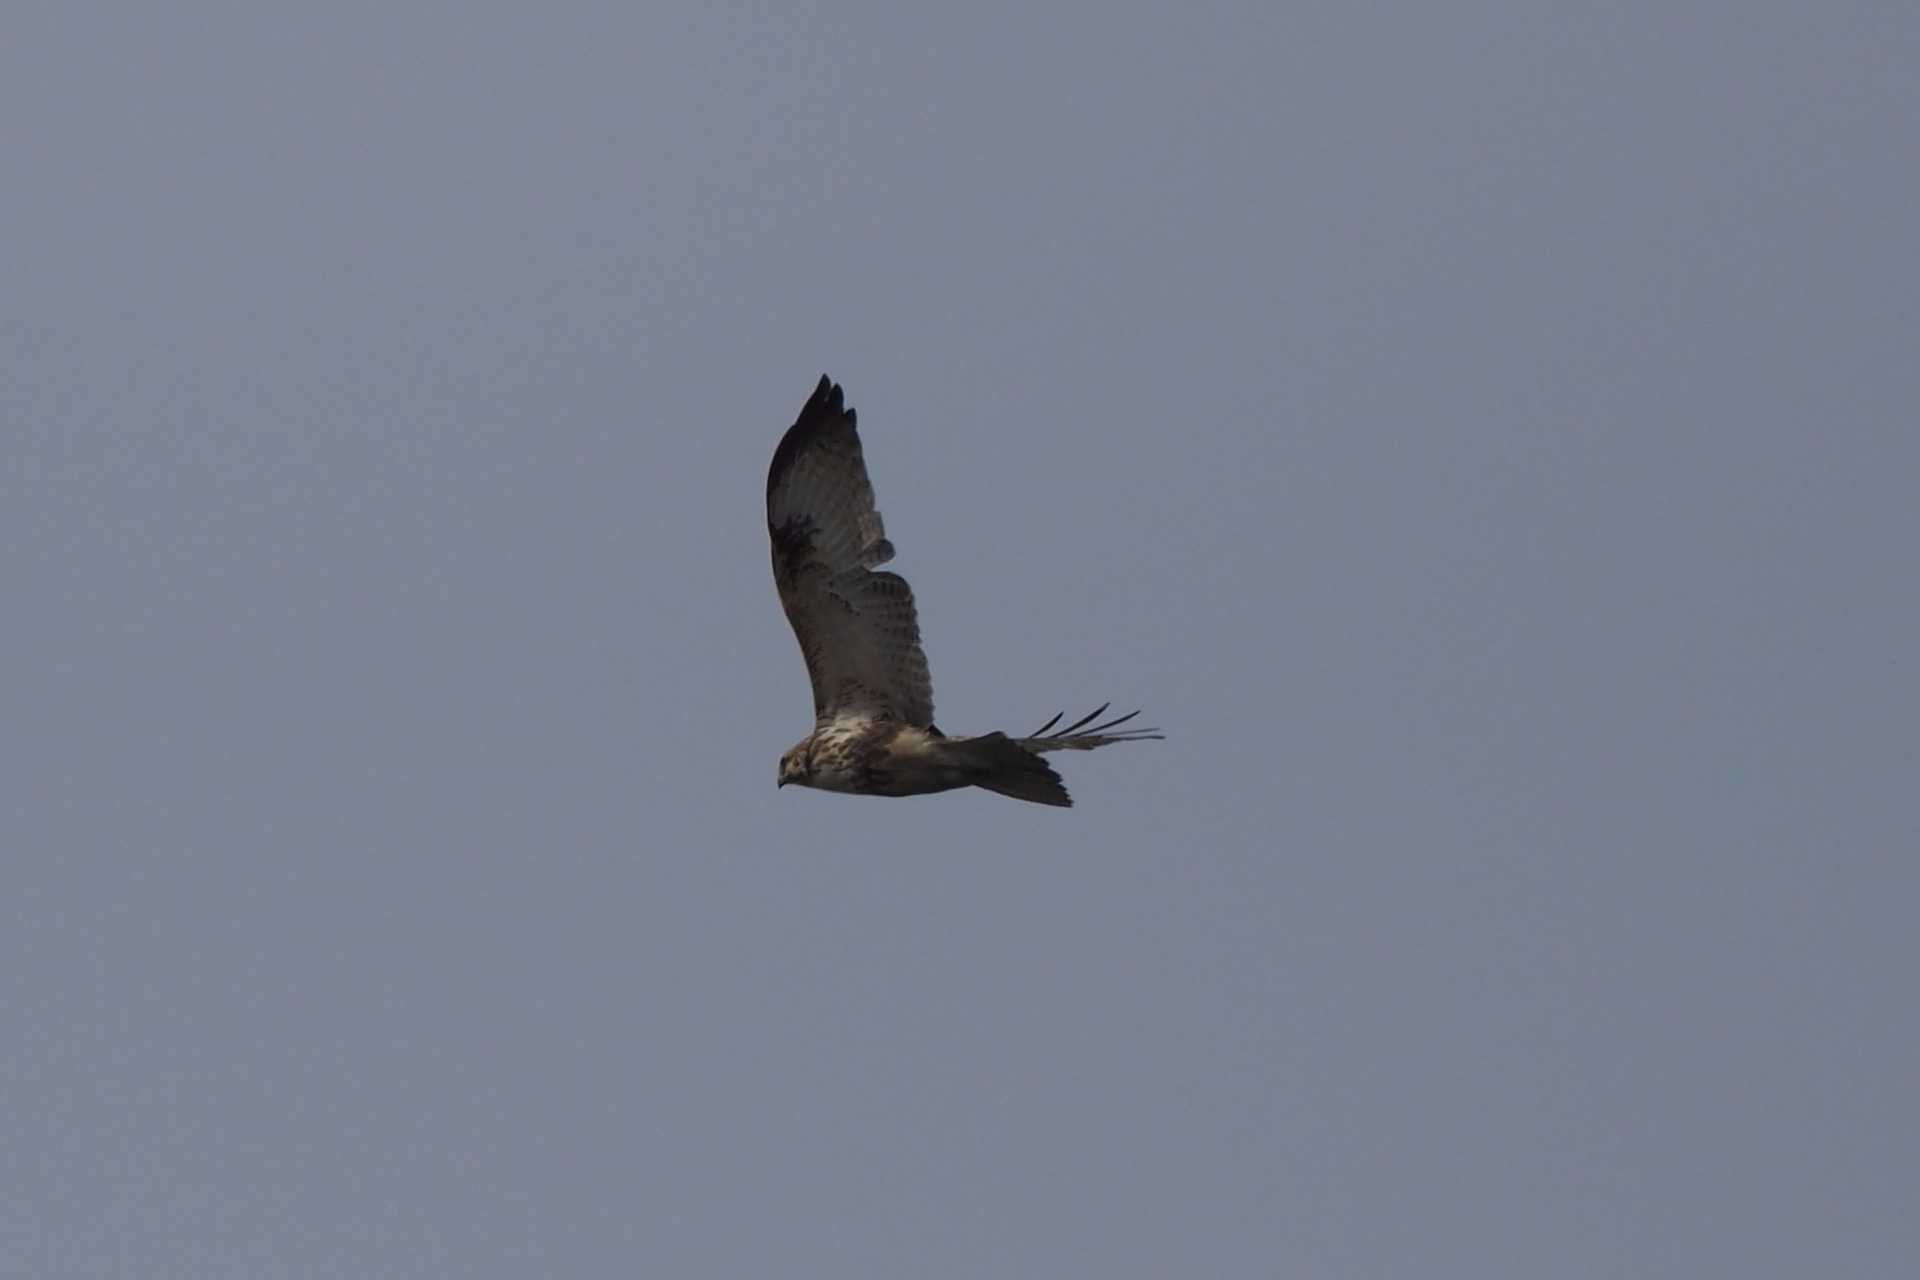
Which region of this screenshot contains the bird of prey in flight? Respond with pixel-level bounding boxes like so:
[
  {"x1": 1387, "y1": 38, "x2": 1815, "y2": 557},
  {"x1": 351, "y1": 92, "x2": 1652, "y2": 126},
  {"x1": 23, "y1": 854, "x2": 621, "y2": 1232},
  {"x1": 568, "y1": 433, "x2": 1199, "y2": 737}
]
[{"x1": 768, "y1": 375, "x2": 1161, "y2": 807}]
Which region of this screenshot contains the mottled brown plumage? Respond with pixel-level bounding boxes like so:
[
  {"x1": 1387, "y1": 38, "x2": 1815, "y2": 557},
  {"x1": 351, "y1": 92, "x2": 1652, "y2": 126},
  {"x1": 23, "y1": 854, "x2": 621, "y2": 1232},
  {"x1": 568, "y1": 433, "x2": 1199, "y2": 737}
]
[{"x1": 769, "y1": 375, "x2": 1161, "y2": 807}]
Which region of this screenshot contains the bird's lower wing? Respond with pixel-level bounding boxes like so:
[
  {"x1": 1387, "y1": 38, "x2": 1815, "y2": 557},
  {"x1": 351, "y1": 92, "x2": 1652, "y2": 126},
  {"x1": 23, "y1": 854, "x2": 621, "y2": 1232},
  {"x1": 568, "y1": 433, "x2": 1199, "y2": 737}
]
[{"x1": 1012, "y1": 704, "x2": 1164, "y2": 753}]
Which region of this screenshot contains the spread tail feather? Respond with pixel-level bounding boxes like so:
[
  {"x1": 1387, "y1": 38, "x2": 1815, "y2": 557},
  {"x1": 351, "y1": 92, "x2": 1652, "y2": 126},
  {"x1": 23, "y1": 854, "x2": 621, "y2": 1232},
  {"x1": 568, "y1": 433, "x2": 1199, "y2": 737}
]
[{"x1": 951, "y1": 733, "x2": 1073, "y2": 807}]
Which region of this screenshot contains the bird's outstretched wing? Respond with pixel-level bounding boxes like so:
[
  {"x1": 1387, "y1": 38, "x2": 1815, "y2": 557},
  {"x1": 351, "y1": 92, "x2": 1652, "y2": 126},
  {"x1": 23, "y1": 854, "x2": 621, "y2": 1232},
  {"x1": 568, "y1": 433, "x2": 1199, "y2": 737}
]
[
  {"x1": 767, "y1": 376, "x2": 935, "y2": 726},
  {"x1": 1014, "y1": 704, "x2": 1165, "y2": 753}
]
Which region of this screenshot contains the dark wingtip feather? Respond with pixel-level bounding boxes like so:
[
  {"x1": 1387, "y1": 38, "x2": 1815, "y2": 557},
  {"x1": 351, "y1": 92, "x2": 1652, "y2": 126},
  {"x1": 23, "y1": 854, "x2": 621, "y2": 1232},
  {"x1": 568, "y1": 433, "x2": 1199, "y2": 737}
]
[
  {"x1": 806, "y1": 374, "x2": 845, "y2": 418},
  {"x1": 768, "y1": 374, "x2": 859, "y2": 502},
  {"x1": 809, "y1": 375, "x2": 857, "y2": 424},
  {"x1": 1056, "y1": 703, "x2": 1113, "y2": 737},
  {"x1": 1020, "y1": 704, "x2": 1165, "y2": 748}
]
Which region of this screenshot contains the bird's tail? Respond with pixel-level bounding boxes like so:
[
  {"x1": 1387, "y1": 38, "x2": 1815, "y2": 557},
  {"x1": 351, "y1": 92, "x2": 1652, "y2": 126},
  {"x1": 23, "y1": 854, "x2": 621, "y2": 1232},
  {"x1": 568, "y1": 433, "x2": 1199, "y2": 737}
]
[
  {"x1": 948, "y1": 706, "x2": 1163, "y2": 808},
  {"x1": 948, "y1": 733, "x2": 1073, "y2": 807},
  {"x1": 1012, "y1": 704, "x2": 1165, "y2": 754}
]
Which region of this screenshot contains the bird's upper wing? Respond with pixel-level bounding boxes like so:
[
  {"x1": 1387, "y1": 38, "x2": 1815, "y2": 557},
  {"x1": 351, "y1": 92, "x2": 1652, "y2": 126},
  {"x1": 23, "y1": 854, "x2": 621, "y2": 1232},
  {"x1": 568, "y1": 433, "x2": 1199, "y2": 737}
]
[{"x1": 766, "y1": 376, "x2": 935, "y2": 726}]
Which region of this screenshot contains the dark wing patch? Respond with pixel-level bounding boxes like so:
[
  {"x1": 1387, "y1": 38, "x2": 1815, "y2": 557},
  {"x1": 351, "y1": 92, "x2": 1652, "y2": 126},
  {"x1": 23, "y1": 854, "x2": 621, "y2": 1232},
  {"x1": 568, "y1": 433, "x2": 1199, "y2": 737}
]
[{"x1": 767, "y1": 376, "x2": 936, "y2": 726}]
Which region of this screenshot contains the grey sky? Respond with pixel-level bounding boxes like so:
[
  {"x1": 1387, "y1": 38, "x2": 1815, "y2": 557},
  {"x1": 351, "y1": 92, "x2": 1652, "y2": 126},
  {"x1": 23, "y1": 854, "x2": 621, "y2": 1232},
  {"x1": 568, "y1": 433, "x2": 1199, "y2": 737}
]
[{"x1": 5, "y1": 3, "x2": 1916, "y2": 1276}]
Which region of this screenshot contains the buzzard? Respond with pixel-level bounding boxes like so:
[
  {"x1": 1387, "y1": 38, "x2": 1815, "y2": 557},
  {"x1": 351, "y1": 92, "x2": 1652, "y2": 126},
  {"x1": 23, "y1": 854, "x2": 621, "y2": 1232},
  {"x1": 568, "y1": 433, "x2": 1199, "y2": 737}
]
[{"x1": 768, "y1": 375, "x2": 1161, "y2": 807}]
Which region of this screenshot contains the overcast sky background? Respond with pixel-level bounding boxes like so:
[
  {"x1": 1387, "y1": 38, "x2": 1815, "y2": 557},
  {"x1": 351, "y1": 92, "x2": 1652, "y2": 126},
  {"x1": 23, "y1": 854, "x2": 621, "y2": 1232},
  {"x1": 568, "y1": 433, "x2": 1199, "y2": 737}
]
[{"x1": 5, "y1": 4, "x2": 1916, "y2": 1276}]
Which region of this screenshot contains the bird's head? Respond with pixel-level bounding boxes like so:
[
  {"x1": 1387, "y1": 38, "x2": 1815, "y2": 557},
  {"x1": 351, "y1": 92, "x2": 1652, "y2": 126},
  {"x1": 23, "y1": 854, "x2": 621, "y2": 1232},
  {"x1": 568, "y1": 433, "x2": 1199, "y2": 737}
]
[{"x1": 777, "y1": 740, "x2": 813, "y2": 789}]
